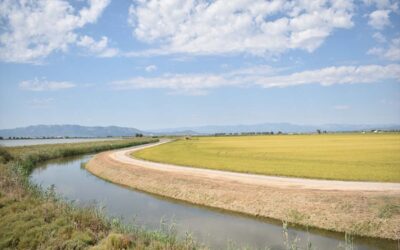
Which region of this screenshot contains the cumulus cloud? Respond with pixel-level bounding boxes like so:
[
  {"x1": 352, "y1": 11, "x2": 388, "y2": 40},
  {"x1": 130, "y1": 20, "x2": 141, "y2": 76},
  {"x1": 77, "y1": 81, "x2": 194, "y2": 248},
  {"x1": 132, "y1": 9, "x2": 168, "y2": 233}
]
[
  {"x1": 77, "y1": 35, "x2": 119, "y2": 57},
  {"x1": 111, "y1": 64, "x2": 400, "y2": 95},
  {"x1": 372, "y1": 32, "x2": 387, "y2": 43},
  {"x1": 368, "y1": 10, "x2": 391, "y2": 29},
  {"x1": 0, "y1": 0, "x2": 110, "y2": 63},
  {"x1": 128, "y1": 0, "x2": 354, "y2": 56},
  {"x1": 19, "y1": 78, "x2": 76, "y2": 91},
  {"x1": 145, "y1": 65, "x2": 157, "y2": 72},
  {"x1": 363, "y1": 0, "x2": 398, "y2": 11},
  {"x1": 368, "y1": 37, "x2": 400, "y2": 61},
  {"x1": 364, "y1": 0, "x2": 398, "y2": 30}
]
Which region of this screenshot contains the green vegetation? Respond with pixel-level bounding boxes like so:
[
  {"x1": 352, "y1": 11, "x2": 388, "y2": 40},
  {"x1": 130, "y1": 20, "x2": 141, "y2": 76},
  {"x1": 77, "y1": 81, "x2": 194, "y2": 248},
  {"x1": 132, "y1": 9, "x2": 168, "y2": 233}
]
[
  {"x1": 0, "y1": 138, "x2": 202, "y2": 249},
  {"x1": 5, "y1": 138, "x2": 157, "y2": 175},
  {"x1": 133, "y1": 134, "x2": 400, "y2": 182}
]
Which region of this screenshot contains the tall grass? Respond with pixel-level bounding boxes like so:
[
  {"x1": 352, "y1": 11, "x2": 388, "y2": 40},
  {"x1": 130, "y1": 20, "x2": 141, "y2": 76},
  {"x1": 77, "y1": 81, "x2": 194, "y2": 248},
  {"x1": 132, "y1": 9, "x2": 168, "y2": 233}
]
[
  {"x1": 5, "y1": 138, "x2": 158, "y2": 175},
  {"x1": 0, "y1": 138, "x2": 205, "y2": 249}
]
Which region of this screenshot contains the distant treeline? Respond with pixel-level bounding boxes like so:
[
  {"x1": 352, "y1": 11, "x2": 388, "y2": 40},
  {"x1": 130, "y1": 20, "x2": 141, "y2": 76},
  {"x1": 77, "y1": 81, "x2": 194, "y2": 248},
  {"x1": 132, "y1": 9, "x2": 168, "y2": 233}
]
[
  {"x1": 212, "y1": 129, "x2": 400, "y2": 136},
  {"x1": 1, "y1": 129, "x2": 399, "y2": 140}
]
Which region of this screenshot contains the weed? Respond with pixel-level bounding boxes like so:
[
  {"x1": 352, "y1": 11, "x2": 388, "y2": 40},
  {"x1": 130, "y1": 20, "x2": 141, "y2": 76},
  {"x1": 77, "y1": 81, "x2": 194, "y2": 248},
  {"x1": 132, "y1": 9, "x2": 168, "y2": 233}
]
[
  {"x1": 0, "y1": 138, "x2": 205, "y2": 250},
  {"x1": 378, "y1": 204, "x2": 400, "y2": 219}
]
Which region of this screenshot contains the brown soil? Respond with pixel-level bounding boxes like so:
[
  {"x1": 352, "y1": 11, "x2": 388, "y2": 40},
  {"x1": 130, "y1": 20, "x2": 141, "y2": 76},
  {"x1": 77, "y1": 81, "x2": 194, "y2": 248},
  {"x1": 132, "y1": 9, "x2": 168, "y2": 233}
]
[{"x1": 85, "y1": 142, "x2": 400, "y2": 240}]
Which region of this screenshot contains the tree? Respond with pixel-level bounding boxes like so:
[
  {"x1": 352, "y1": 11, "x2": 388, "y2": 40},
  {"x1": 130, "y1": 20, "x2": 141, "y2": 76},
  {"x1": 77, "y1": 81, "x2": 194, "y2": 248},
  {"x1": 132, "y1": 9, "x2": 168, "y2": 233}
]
[{"x1": 316, "y1": 129, "x2": 321, "y2": 134}]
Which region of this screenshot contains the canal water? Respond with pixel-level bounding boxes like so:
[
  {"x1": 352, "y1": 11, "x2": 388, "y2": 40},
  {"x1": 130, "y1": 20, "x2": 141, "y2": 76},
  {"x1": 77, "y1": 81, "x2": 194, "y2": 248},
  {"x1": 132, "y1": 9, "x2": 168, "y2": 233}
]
[
  {"x1": 0, "y1": 138, "x2": 119, "y2": 147},
  {"x1": 30, "y1": 155, "x2": 396, "y2": 250}
]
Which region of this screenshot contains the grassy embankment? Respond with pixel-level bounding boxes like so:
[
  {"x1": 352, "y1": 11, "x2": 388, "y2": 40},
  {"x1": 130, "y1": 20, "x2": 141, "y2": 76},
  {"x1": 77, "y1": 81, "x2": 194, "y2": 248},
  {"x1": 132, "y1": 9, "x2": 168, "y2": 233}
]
[
  {"x1": 134, "y1": 133, "x2": 400, "y2": 182},
  {"x1": 87, "y1": 152, "x2": 400, "y2": 240},
  {"x1": 0, "y1": 138, "x2": 200, "y2": 249}
]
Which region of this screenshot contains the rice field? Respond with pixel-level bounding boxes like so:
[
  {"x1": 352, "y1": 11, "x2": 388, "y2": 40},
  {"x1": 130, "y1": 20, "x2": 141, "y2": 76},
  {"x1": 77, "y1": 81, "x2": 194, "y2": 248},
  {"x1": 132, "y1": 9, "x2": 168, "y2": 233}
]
[{"x1": 133, "y1": 133, "x2": 400, "y2": 182}]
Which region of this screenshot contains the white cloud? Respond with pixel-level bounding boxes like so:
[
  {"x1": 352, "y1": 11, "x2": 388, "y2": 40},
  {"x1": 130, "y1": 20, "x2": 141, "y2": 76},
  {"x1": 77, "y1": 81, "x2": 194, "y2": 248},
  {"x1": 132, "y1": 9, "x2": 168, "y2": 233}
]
[
  {"x1": 383, "y1": 40, "x2": 400, "y2": 61},
  {"x1": 367, "y1": 47, "x2": 384, "y2": 56},
  {"x1": 368, "y1": 10, "x2": 391, "y2": 29},
  {"x1": 333, "y1": 105, "x2": 350, "y2": 110},
  {"x1": 372, "y1": 32, "x2": 387, "y2": 43},
  {"x1": 77, "y1": 35, "x2": 119, "y2": 57},
  {"x1": 112, "y1": 74, "x2": 229, "y2": 95},
  {"x1": 19, "y1": 78, "x2": 76, "y2": 91},
  {"x1": 145, "y1": 65, "x2": 157, "y2": 72},
  {"x1": 79, "y1": 0, "x2": 111, "y2": 25},
  {"x1": 128, "y1": 0, "x2": 354, "y2": 56},
  {"x1": 248, "y1": 64, "x2": 400, "y2": 88},
  {"x1": 29, "y1": 98, "x2": 55, "y2": 108},
  {"x1": 363, "y1": 0, "x2": 398, "y2": 11},
  {"x1": 111, "y1": 64, "x2": 400, "y2": 95},
  {"x1": 367, "y1": 37, "x2": 400, "y2": 61},
  {"x1": 0, "y1": 0, "x2": 110, "y2": 63}
]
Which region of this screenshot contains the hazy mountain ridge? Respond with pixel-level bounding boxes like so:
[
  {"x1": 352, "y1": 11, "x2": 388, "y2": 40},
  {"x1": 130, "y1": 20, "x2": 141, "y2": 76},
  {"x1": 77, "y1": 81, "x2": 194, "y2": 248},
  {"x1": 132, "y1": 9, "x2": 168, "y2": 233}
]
[
  {"x1": 0, "y1": 125, "x2": 143, "y2": 138},
  {"x1": 1, "y1": 123, "x2": 399, "y2": 138}
]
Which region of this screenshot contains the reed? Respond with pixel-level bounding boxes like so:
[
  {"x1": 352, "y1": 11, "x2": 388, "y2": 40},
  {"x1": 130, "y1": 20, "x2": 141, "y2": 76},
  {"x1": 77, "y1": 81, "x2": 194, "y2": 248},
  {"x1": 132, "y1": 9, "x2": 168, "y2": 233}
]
[{"x1": 0, "y1": 138, "x2": 205, "y2": 249}]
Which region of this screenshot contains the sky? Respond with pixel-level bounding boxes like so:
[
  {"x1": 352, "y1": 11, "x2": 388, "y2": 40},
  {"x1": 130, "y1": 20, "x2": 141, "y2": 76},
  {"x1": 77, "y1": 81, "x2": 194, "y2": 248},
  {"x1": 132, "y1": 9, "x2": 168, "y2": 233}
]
[{"x1": 0, "y1": 0, "x2": 399, "y2": 130}]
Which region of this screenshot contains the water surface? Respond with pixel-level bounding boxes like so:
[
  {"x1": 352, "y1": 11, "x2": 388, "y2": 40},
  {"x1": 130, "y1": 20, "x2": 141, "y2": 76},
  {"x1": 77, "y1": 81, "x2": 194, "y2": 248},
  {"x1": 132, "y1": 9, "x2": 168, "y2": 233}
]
[
  {"x1": 0, "y1": 138, "x2": 119, "y2": 147},
  {"x1": 30, "y1": 155, "x2": 396, "y2": 250}
]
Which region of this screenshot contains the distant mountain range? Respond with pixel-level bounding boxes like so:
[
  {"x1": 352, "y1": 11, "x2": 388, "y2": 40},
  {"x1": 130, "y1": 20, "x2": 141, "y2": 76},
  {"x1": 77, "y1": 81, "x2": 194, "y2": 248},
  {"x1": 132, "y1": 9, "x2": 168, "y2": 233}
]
[
  {"x1": 0, "y1": 123, "x2": 399, "y2": 138},
  {"x1": 0, "y1": 125, "x2": 143, "y2": 138}
]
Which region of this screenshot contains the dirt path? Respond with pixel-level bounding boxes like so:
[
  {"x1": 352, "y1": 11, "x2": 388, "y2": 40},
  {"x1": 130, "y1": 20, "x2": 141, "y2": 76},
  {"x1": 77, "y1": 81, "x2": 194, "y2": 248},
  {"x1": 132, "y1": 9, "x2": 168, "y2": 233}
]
[
  {"x1": 109, "y1": 139, "x2": 400, "y2": 192},
  {"x1": 85, "y1": 139, "x2": 400, "y2": 239}
]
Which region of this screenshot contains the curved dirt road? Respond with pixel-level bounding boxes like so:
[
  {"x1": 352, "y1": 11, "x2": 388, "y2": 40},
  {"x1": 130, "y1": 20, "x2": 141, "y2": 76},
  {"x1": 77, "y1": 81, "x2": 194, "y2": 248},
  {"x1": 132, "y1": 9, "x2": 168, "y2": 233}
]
[
  {"x1": 108, "y1": 139, "x2": 400, "y2": 192},
  {"x1": 86, "y1": 139, "x2": 400, "y2": 239}
]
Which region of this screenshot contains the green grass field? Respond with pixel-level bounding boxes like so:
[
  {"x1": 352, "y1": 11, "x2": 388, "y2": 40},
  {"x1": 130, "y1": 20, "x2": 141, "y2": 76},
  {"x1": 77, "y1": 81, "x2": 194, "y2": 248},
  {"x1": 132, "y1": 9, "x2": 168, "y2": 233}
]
[{"x1": 133, "y1": 134, "x2": 400, "y2": 182}]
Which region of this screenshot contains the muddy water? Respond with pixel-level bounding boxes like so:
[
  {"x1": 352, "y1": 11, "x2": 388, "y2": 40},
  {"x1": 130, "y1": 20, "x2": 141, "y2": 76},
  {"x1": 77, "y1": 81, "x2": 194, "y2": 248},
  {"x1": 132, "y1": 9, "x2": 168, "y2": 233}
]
[{"x1": 30, "y1": 155, "x2": 396, "y2": 250}]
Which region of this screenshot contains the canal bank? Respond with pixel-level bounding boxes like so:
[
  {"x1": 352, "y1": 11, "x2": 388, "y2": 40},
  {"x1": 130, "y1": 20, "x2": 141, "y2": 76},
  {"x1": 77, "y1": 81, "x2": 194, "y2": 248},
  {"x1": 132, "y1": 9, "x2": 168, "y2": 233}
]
[
  {"x1": 85, "y1": 141, "x2": 400, "y2": 243},
  {"x1": 33, "y1": 153, "x2": 397, "y2": 249}
]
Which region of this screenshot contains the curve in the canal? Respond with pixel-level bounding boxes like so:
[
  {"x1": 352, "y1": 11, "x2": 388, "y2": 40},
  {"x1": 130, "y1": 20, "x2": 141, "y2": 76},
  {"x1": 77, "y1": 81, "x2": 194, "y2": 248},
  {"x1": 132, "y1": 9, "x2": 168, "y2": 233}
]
[{"x1": 30, "y1": 154, "x2": 396, "y2": 250}]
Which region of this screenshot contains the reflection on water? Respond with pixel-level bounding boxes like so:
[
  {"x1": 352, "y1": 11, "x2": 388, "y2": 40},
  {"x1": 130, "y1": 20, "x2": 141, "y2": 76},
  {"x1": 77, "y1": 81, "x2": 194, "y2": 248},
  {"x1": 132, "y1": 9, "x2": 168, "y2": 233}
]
[{"x1": 31, "y1": 155, "x2": 395, "y2": 250}]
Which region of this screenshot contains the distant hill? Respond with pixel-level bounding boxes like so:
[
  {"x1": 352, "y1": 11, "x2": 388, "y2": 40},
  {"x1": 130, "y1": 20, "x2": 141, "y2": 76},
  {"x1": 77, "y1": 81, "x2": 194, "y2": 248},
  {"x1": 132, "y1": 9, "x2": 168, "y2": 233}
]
[
  {"x1": 0, "y1": 125, "x2": 144, "y2": 138},
  {"x1": 1, "y1": 123, "x2": 399, "y2": 138}
]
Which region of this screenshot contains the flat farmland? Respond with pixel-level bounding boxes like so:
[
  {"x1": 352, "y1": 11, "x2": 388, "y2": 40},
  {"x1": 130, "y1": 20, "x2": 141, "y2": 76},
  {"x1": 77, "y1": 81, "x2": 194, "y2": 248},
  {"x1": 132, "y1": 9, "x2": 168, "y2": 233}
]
[{"x1": 133, "y1": 134, "x2": 400, "y2": 182}]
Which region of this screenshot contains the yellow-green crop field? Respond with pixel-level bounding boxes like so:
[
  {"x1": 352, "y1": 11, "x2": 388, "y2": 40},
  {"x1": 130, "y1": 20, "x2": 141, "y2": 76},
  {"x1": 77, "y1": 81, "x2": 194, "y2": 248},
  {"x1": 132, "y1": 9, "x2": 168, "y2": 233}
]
[{"x1": 133, "y1": 133, "x2": 400, "y2": 182}]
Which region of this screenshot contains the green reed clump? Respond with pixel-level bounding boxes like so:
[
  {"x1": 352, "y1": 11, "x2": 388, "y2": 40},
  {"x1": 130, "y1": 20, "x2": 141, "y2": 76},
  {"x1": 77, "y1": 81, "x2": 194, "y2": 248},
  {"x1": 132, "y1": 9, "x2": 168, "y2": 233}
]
[
  {"x1": 0, "y1": 147, "x2": 13, "y2": 164},
  {"x1": 0, "y1": 138, "x2": 206, "y2": 250},
  {"x1": 6, "y1": 138, "x2": 158, "y2": 175}
]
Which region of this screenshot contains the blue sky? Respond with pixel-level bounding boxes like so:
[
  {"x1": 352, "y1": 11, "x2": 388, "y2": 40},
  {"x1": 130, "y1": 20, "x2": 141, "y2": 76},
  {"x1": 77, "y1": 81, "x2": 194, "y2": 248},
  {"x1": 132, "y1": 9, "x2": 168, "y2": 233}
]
[{"x1": 0, "y1": 0, "x2": 399, "y2": 130}]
